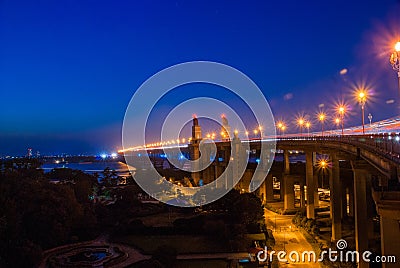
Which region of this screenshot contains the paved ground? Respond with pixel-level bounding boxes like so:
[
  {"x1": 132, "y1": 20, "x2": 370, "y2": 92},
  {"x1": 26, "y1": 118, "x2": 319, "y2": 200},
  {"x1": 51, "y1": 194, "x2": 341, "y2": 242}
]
[{"x1": 265, "y1": 207, "x2": 323, "y2": 268}]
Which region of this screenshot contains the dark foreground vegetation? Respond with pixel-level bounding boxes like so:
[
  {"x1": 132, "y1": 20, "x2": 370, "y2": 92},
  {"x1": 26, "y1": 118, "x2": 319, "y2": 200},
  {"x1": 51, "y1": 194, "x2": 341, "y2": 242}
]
[{"x1": 0, "y1": 158, "x2": 267, "y2": 267}]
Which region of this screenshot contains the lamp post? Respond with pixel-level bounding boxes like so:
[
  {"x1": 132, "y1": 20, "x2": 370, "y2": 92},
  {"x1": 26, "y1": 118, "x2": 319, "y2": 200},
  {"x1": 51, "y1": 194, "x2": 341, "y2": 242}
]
[
  {"x1": 338, "y1": 106, "x2": 345, "y2": 136},
  {"x1": 320, "y1": 160, "x2": 327, "y2": 189},
  {"x1": 253, "y1": 129, "x2": 259, "y2": 139},
  {"x1": 357, "y1": 90, "x2": 367, "y2": 134},
  {"x1": 335, "y1": 117, "x2": 340, "y2": 134},
  {"x1": 298, "y1": 118, "x2": 305, "y2": 136},
  {"x1": 277, "y1": 122, "x2": 283, "y2": 136},
  {"x1": 389, "y1": 41, "x2": 400, "y2": 94},
  {"x1": 281, "y1": 125, "x2": 286, "y2": 137},
  {"x1": 368, "y1": 113, "x2": 372, "y2": 127},
  {"x1": 305, "y1": 122, "x2": 311, "y2": 137},
  {"x1": 318, "y1": 113, "x2": 326, "y2": 137}
]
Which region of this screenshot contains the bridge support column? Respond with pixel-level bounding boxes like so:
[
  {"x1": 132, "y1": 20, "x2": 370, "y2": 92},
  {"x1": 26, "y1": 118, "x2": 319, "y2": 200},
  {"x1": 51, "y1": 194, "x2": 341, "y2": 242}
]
[
  {"x1": 284, "y1": 175, "x2": 295, "y2": 212},
  {"x1": 348, "y1": 182, "x2": 354, "y2": 217},
  {"x1": 330, "y1": 155, "x2": 342, "y2": 241},
  {"x1": 284, "y1": 150, "x2": 290, "y2": 174},
  {"x1": 352, "y1": 163, "x2": 369, "y2": 268},
  {"x1": 313, "y1": 173, "x2": 320, "y2": 208},
  {"x1": 372, "y1": 188, "x2": 400, "y2": 268},
  {"x1": 265, "y1": 174, "x2": 274, "y2": 202},
  {"x1": 341, "y1": 182, "x2": 348, "y2": 218},
  {"x1": 300, "y1": 180, "x2": 305, "y2": 208},
  {"x1": 380, "y1": 217, "x2": 400, "y2": 268},
  {"x1": 306, "y1": 151, "x2": 315, "y2": 219},
  {"x1": 281, "y1": 150, "x2": 290, "y2": 202},
  {"x1": 366, "y1": 177, "x2": 374, "y2": 240}
]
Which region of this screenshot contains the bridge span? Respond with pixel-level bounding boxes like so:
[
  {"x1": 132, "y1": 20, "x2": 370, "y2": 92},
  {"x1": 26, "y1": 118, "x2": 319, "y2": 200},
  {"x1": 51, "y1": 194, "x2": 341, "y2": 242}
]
[{"x1": 121, "y1": 118, "x2": 400, "y2": 268}]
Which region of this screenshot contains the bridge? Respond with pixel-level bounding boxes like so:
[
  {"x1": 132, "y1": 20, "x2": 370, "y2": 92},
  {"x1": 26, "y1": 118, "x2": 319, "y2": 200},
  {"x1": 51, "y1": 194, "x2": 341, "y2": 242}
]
[{"x1": 120, "y1": 117, "x2": 400, "y2": 268}]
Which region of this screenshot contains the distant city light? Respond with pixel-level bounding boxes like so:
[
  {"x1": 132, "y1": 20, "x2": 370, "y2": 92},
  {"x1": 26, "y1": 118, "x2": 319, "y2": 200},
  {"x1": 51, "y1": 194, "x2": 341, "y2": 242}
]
[
  {"x1": 100, "y1": 154, "x2": 107, "y2": 159},
  {"x1": 111, "y1": 153, "x2": 117, "y2": 158}
]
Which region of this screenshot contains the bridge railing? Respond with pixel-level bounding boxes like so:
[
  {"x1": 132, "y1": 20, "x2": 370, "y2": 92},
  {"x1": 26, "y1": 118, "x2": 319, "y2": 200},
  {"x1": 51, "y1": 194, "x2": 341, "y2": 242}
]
[{"x1": 277, "y1": 133, "x2": 400, "y2": 164}]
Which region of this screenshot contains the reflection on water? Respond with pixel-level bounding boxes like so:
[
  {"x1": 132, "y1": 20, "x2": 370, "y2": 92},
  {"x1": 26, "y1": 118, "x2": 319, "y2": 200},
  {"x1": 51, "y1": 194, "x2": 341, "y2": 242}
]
[{"x1": 41, "y1": 161, "x2": 132, "y2": 177}]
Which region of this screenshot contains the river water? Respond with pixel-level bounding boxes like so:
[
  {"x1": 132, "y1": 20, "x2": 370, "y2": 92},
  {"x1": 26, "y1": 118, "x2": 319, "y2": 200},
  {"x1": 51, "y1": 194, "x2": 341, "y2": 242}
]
[{"x1": 41, "y1": 161, "x2": 132, "y2": 177}]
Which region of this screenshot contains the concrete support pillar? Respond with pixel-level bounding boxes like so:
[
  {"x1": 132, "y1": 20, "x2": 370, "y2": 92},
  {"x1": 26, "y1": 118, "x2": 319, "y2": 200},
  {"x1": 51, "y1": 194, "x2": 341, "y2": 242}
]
[
  {"x1": 313, "y1": 173, "x2": 320, "y2": 208},
  {"x1": 372, "y1": 188, "x2": 400, "y2": 268},
  {"x1": 353, "y1": 166, "x2": 369, "y2": 268},
  {"x1": 300, "y1": 180, "x2": 305, "y2": 208},
  {"x1": 265, "y1": 174, "x2": 274, "y2": 202},
  {"x1": 330, "y1": 155, "x2": 342, "y2": 241},
  {"x1": 341, "y1": 183, "x2": 348, "y2": 218},
  {"x1": 284, "y1": 175, "x2": 295, "y2": 211},
  {"x1": 284, "y1": 150, "x2": 290, "y2": 174},
  {"x1": 306, "y1": 151, "x2": 315, "y2": 219},
  {"x1": 348, "y1": 182, "x2": 354, "y2": 217},
  {"x1": 281, "y1": 149, "x2": 290, "y2": 202},
  {"x1": 366, "y1": 177, "x2": 374, "y2": 240},
  {"x1": 380, "y1": 217, "x2": 400, "y2": 268},
  {"x1": 279, "y1": 176, "x2": 284, "y2": 201}
]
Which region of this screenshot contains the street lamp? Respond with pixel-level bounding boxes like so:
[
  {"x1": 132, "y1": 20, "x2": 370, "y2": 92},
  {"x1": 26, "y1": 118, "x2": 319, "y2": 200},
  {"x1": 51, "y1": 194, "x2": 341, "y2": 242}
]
[
  {"x1": 356, "y1": 89, "x2": 367, "y2": 134},
  {"x1": 319, "y1": 160, "x2": 327, "y2": 188},
  {"x1": 305, "y1": 122, "x2": 311, "y2": 137},
  {"x1": 334, "y1": 117, "x2": 341, "y2": 134},
  {"x1": 253, "y1": 129, "x2": 259, "y2": 139},
  {"x1": 318, "y1": 112, "x2": 326, "y2": 137},
  {"x1": 337, "y1": 105, "x2": 345, "y2": 136},
  {"x1": 297, "y1": 118, "x2": 305, "y2": 135},
  {"x1": 368, "y1": 113, "x2": 372, "y2": 127},
  {"x1": 389, "y1": 41, "x2": 400, "y2": 93},
  {"x1": 277, "y1": 121, "x2": 283, "y2": 136},
  {"x1": 281, "y1": 125, "x2": 286, "y2": 136}
]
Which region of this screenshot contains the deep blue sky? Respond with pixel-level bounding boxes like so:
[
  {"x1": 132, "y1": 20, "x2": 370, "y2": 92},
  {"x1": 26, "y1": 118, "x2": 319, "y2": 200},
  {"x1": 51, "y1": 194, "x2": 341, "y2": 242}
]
[{"x1": 1, "y1": 0, "x2": 399, "y2": 156}]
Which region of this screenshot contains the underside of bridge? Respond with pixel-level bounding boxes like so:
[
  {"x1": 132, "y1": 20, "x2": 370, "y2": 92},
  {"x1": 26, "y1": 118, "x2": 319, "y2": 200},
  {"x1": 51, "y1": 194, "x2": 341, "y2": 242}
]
[{"x1": 185, "y1": 132, "x2": 400, "y2": 268}]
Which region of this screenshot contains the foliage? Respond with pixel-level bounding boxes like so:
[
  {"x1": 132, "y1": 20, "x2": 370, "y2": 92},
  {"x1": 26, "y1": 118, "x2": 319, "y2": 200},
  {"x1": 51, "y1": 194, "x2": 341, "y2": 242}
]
[{"x1": 0, "y1": 164, "x2": 99, "y2": 267}]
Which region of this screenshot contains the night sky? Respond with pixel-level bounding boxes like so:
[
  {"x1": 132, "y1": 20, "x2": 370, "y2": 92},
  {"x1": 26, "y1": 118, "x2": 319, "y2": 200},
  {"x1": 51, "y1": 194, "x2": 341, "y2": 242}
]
[{"x1": 1, "y1": 0, "x2": 399, "y2": 156}]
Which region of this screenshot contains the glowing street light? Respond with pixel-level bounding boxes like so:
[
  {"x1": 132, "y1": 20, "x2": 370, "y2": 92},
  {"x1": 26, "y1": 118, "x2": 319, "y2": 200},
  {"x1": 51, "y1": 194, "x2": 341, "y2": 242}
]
[
  {"x1": 253, "y1": 129, "x2": 259, "y2": 139},
  {"x1": 277, "y1": 121, "x2": 284, "y2": 136},
  {"x1": 281, "y1": 125, "x2": 286, "y2": 136},
  {"x1": 297, "y1": 118, "x2": 305, "y2": 135},
  {"x1": 334, "y1": 117, "x2": 341, "y2": 133},
  {"x1": 337, "y1": 105, "x2": 346, "y2": 136},
  {"x1": 318, "y1": 112, "x2": 326, "y2": 137},
  {"x1": 318, "y1": 159, "x2": 328, "y2": 188},
  {"x1": 356, "y1": 89, "x2": 368, "y2": 134},
  {"x1": 305, "y1": 121, "x2": 311, "y2": 137},
  {"x1": 389, "y1": 41, "x2": 400, "y2": 94}
]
